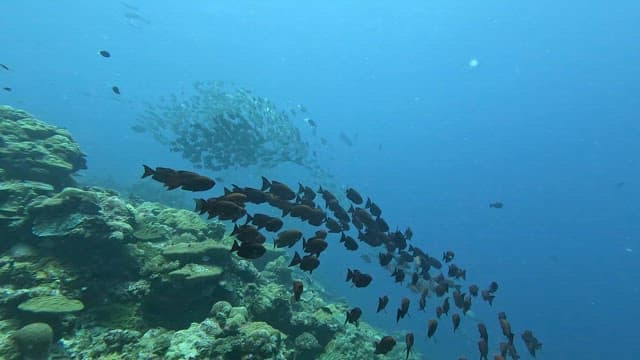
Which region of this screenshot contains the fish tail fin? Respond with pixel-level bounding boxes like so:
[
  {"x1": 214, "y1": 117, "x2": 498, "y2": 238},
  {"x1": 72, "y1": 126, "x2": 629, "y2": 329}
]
[
  {"x1": 230, "y1": 240, "x2": 240, "y2": 253},
  {"x1": 261, "y1": 176, "x2": 270, "y2": 191},
  {"x1": 245, "y1": 214, "x2": 253, "y2": 225},
  {"x1": 231, "y1": 224, "x2": 239, "y2": 236},
  {"x1": 224, "y1": 187, "x2": 231, "y2": 195},
  {"x1": 194, "y1": 198, "x2": 207, "y2": 214},
  {"x1": 142, "y1": 164, "x2": 154, "y2": 178},
  {"x1": 288, "y1": 252, "x2": 301, "y2": 267},
  {"x1": 365, "y1": 197, "x2": 372, "y2": 208},
  {"x1": 346, "y1": 268, "x2": 353, "y2": 282},
  {"x1": 282, "y1": 208, "x2": 290, "y2": 217}
]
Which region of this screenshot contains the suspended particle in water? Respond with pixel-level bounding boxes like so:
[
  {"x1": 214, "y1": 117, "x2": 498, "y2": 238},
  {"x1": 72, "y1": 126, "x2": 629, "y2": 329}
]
[{"x1": 469, "y1": 58, "x2": 479, "y2": 68}]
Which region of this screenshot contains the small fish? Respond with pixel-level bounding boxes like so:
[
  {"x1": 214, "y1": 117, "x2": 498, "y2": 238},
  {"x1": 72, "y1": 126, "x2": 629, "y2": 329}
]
[
  {"x1": 452, "y1": 313, "x2": 461, "y2": 332},
  {"x1": 488, "y1": 281, "x2": 499, "y2": 293},
  {"x1": 373, "y1": 336, "x2": 396, "y2": 355},
  {"x1": 99, "y1": 50, "x2": 111, "y2": 58},
  {"x1": 345, "y1": 307, "x2": 362, "y2": 327},
  {"x1": 346, "y1": 187, "x2": 363, "y2": 204},
  {"x1": 292, "y1": 280, "x2": 303, "y2": 302},
  {"x1": 397, "y1": 297, "x2": 410, "y2": 323},
  {"x1": 303, "y1": 118, "x2": 317, "y2": 128},
  {"x1": 340, "y1": 233, "x2": 359, "y2": 251},
  {"x1": 339, "y1": 132, "x2": 353, "y2": 146},
  {"x1": 489, "y1": 202, "x2": 503, "y2": 209},
  {"x1": 130, "y1": 124, "x2": 146, "y2": 133},
  {"x1": 377, "y1": 295, "x2": 389, "y2": 313},
  {"x1": 478, "y1": 339, "x2": 489, "y2": 360},
  {"x1": 112, "y1": 86, "x2": 121, "y2": 95},
  {"x1": 521, "y1": 330, "x2": 543, "y2": 357},
  {"x1": 442, "y1": 250, "x2": 455, "y2": 262},
  {"x1": 405, "y1": 332, "x2": 414, "y2": 360},
  {"x1": 469, "y1": 284, "x2": 479, "y2": 297},
  {"x1": 346, "y1": 268, "x2": 373, "y2": 288},
  {"x1": 427, "y1": 319, "x2": 438, "y2": 339},
  {"x1": 0, "y1": 64, "x2": 9, "y2": 70},
  {"x1": 478, "y1": 323, "x2": 489, "y2": 344},
  {"x1": 2, "y1": 87, "x2": 11, "y2": 92}
]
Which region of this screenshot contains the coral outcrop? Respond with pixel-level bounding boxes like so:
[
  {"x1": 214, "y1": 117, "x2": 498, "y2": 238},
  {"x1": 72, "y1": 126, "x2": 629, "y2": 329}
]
[{"x1": 0, "y1": 107, "x2": 419, "y2": 359}]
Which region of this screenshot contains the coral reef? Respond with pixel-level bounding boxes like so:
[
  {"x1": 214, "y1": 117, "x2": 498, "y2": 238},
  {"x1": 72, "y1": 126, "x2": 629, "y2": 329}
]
[{"x1": 0, "y1": 107, "x2": 420, "y2": 359}]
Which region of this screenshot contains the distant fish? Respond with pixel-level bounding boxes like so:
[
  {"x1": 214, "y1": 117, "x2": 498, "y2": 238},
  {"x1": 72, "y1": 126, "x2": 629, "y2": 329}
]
[
  {"x1": 489, "y1": 202, "x2": 503, "y2": 209},
  {"x1": 99, "y1": 50, "x2": 111, "y2": 58},
  {"x1": 339, "y1": 132, "x2": 353, "y2": 146},
  {"x1": 320, "y1": 137, "x2": 328, "y2": 145},
  {"x1": 405, "y1": 332, "x2": 414, "y2": 360},
  {"x1": 2, "y1": 87, "x2": 11, "y2": 92},
  {"x1": 112, "y1": 86, "x2": 121, "y2": 95},
  {"x1": 426, "y1": 319, "x2": 438, "y2": 339},
  {"x1": 121, "y1": 2, "x2": 140, "y2": 10},
  {"x1": 0, "y1": 64, "x2": 9, "y2": 70},
  {"x1": 346, "y1": 187, "x2": 364, "y2": 204},
  {"x1": 615, "y1": 182, "x2": 625, "y2": 189},
  {"x1": 303, "y1": 118, "x2": 317, "y2": 128},
  {"x1": 292, "y1": 280, "x2": 303, "y2": 302},
  {"x1": 377, "y1": 295, "x2": 389, "y2": 313},
  {"x1": 130, "y1": 124, "x2": 146, "y2": 133}
]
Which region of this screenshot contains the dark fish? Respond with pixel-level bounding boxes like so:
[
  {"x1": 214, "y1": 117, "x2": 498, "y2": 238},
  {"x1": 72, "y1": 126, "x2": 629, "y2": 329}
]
[
  {"x1": 325, "y1": 217, "x2": 342, "y2": 233},
  {"x1": 346, "y1": 268, "x2": 373, "y2": 288},
  {"x1": 112, "y1": 86, "x2": 121, "y2": 95},
  {"x1": 231, "y1": 224, "x2": 265, "y2": 244},
  {"x1": 345, "y1": 307, "x2": 362, "y2": 327},
  {"x1": 375, "y1": 217, "x2": 390, "y2": 232},
  {"x1": 377, "y1": 295, "x2": 389, "y2": 313},
  {"x1": 411, "y1": 272, "x2": 420, "y2": 287},
  {"x1": 489, "y1": 202, "x2": 503, "y2": 209},
  {"x1": 2, "y1": 87, "x2": 11, "y2": 92},
  {"x1": 246, "y1": 213, "x2": 283, "y2": 232},
  {"x1": 346, "y1": 187, "x2": 363, "y2": 204},
  {"x1": 288, "y1": 251, "x2": 320, "y2": 273},
  {"x1": 478, "y1": 323, "x2": 489, "y2": 344},
  {"x1": 404, "y1": 227, "x2": 413, "y2": 240},
  {"x1": 292, "y1": 280, "x2": 303, "y2": 301},
  {"x1": 481, "y1": 289, "x2": 495, "y2": 305},
  {"x1": 230, "y1": 240, "x2": 265, "y2": 259},
  {"x1": 373, "y1": 336, "x2": 396, "y2": 355},
  {"x1": 99, "y1": 50, "x2": 111, "y2": 57},
  {"x1": 0, "y1": 64, "x2": 9, "y2": 70},
  {"x1": 435, "y1": 306, "x2": 443, "y2": 318},
  {"x1": 274, "y1": 230, "x2": 303, "y2": 248},
  {"x1": 469, "y1": 284, "x2": 479, "y2": 296},
  {"x1": 442, "y1": 297, "x2": 450, "y2": 315},
  {"x1": 365, "y1": 197, "x2": 382, "y2": 217},
  {"x1": 339, "y1": 132, "x2": 353, "y2": 146},
  {"x1": 452, "y1": 313, "x2": 461, "y2": 332},
  {"x1": 405, "y1": 332, "x2": 414, "y2": 360},
  {"x1": 489, "y1": 281, "x2": 499, "y2": 293},
  {"x1": 232, "y1": 185, "x2": 267, "y2": 204},
  {"x1": 378, "y1": 252, "x2": 393, "y2": 266},
  {"x1": 302, "y1": 236, "x2": 328, "y2": 257},
  {"x1": 397, "y1": 297, "x2": 410, "y2": 322},
  {"x1": 340, "y1": 233, "x2": 358, "y2": 251},
  {"x1": 142, "y1": 165, "x2": 215, "y2": 192},
  {"x1": 261, "y1": 176, "x2": 295, "y2": 200},
  {"x1": 392, "y1": 268, "x2": 405, "y2": 284},
  {"x1": 418, "y1": 294, "x2": 426, "y2": 311},
  {"x1": 521, "y1": 330, "x2": 542, "y2": 357},
  {"x1": 442, "y1": 250, "x2": 455, "y2": 262},
  {"x1": 427, "y1": 319, "x2": 438, "y2": 339},
  {"x1": 499, "y1": 318, "x2": 514, "y2": 343},
  {"x1": 478, "y1": 339, "x2": 489, "y2": 360}
]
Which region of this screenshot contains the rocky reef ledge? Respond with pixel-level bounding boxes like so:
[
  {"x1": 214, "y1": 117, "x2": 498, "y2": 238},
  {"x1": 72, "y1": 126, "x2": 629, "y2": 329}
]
[{"x1": 0, "y1": 106, "x2": 417, "y2": 359}]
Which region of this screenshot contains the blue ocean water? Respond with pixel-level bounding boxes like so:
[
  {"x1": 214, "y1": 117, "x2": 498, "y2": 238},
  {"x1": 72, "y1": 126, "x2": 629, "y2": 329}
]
[{"x1": 2, "y1": 1, "x2": 639, "y2": 359}]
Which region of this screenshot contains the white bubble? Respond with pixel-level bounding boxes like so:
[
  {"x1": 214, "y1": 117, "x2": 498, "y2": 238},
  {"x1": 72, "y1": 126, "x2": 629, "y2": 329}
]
[{"x1": 469, "y1": 58, "x2": 479, "y2": 68}]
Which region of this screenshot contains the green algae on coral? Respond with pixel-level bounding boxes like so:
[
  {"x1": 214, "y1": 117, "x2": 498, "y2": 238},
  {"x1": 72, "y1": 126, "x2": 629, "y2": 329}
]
[
  {"x1": 168, "y1": 263, "x2": 223, "y2": 281},
  {"x1": 17, "y1": 295, "x2": 84, "y2": 314},
  {"x1": 0, "y1": 105, "x2": 86, "y2": 189},
  {"x1": 12, "y1": 322, "x2": 53, "y2": 360}
]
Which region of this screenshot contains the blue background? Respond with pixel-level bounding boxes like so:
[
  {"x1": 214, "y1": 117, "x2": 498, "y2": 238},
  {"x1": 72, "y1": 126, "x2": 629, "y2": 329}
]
[{"x1": 2, "y1": 1, "x2": 639, "y2": 359}]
